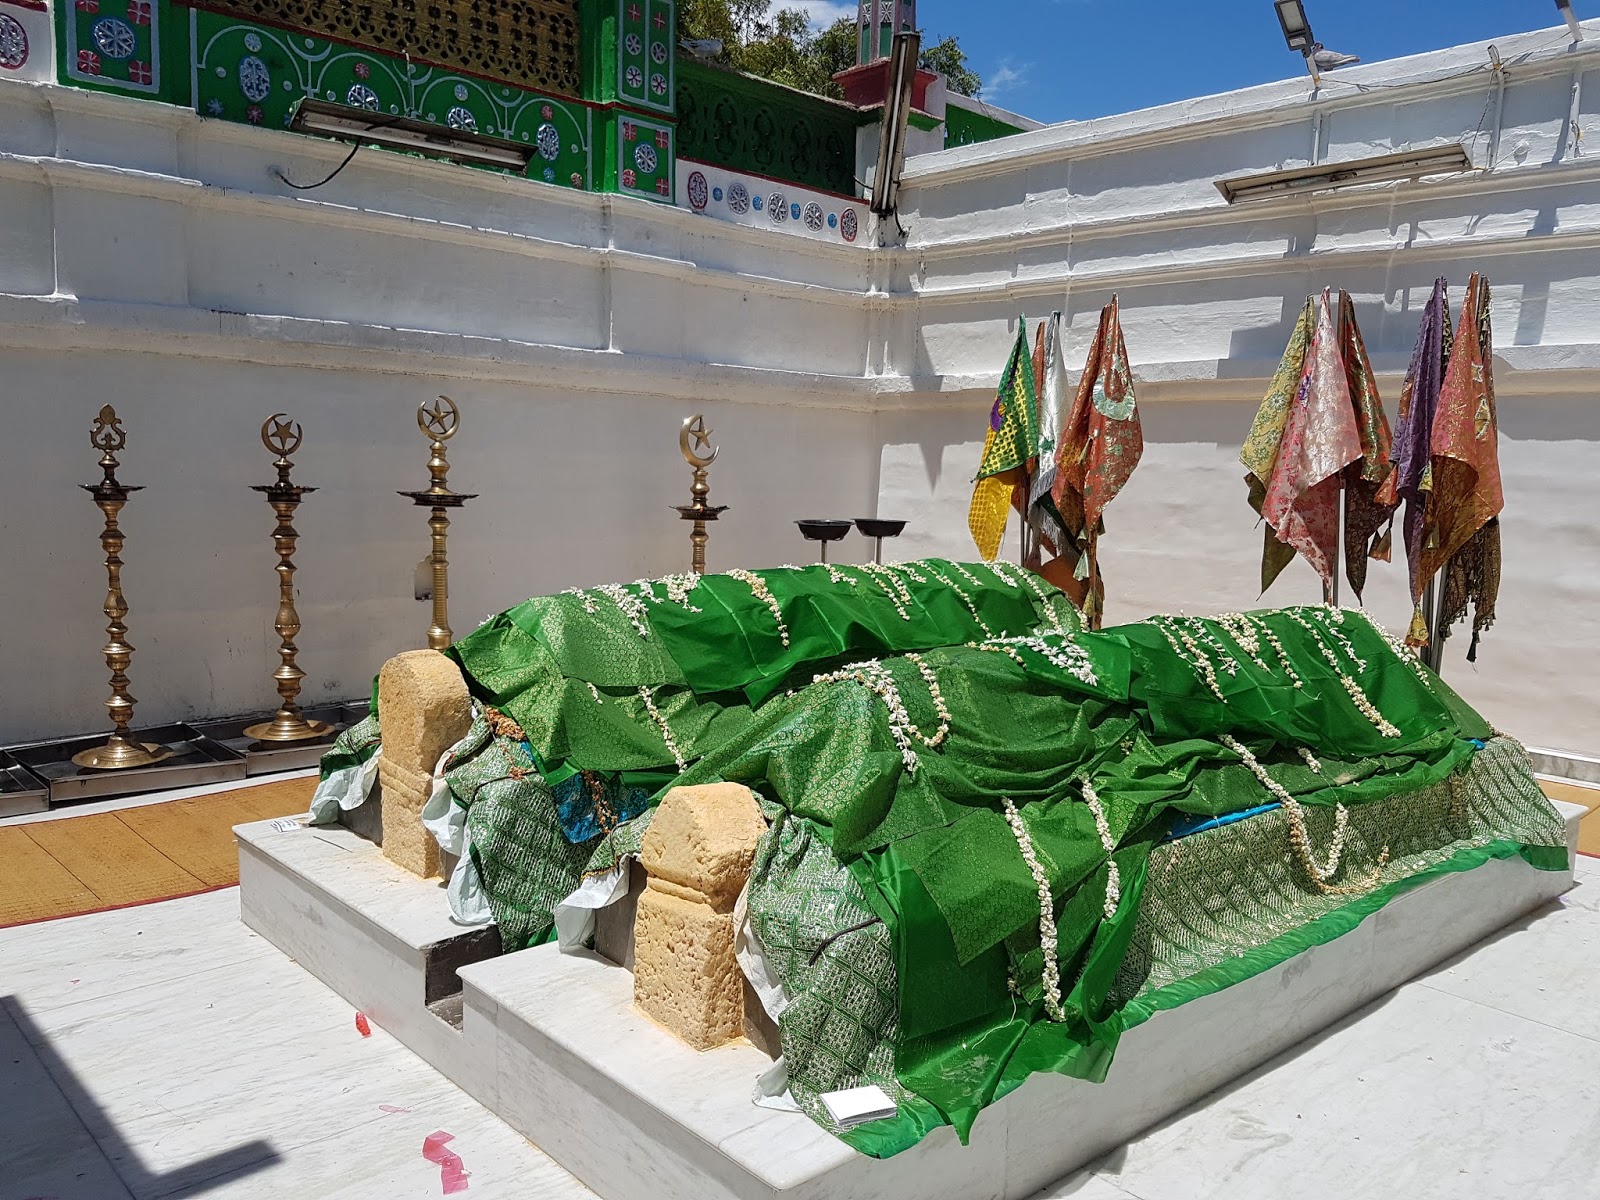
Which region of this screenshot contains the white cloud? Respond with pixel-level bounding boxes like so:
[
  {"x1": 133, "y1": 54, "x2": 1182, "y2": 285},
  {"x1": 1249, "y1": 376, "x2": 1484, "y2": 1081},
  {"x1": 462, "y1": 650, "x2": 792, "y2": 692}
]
[
  {"x1": 784, "y1": 0, "x2": 858, "y2": 33},
  {"x1": 984, "y1": 60, "x2": 1031, "y2": 101}
]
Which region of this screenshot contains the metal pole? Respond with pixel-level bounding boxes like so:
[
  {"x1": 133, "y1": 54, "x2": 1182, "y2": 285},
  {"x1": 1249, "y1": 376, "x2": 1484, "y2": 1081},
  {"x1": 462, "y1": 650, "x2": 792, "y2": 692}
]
[
  {"x1": 1325, "y1": 475, "x2": 1344, "y2": 608},
  {"x1": 398, "y1": 396, "x2": 477, "y2": 652},
  {"x1": 1420, "y1": 575, "x2": 1445, "y2": 676},
  {"x1": 245, "y1": 414, "x2": 332, "y2": 743},
  {"x1": 72, "y1": 406, "x2": 171, "y2": 770}
]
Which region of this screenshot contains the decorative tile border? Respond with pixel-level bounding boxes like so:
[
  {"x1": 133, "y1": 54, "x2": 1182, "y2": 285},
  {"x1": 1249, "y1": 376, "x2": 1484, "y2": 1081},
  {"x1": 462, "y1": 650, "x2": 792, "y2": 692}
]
[
  {"x1": 0, "y1": 9, "x2": 31, "y2": 71},
  {"x1": 677, "y1": 159, "x2": 865, "y2": 246},
  {"x1": 66, "y1": 0, "x2": 162, "y2": 95},
  {"x1": 617, "y1": 112, "x2": 672, "y2": 200},
  {"x1": 615, "y1": 0, "x2": 671, "y2": 115}
]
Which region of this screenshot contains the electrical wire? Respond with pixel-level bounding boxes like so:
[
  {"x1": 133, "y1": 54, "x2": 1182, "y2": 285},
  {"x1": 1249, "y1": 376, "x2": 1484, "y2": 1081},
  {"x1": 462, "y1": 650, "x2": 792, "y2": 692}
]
[
  {"x1": 273, "y1": 141, "x2": 360, "y2": 190},
  {"x1": 271, "y1": 110, "x2": 413, "y2": 190}
]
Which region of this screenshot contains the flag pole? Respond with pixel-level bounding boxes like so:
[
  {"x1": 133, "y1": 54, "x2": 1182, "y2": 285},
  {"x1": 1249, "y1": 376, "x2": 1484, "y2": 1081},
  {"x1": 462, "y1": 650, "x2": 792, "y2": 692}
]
[{"x1": 1325, "y1": 475, "x2": 1343, "y2": 608}]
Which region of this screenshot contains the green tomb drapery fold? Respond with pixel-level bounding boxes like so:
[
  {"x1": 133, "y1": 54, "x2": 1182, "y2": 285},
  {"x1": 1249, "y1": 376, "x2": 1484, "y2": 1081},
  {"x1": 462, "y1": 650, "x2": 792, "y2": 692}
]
[{"x1": 325, "y1": 560, "x2": 1565, "y2": 1158}]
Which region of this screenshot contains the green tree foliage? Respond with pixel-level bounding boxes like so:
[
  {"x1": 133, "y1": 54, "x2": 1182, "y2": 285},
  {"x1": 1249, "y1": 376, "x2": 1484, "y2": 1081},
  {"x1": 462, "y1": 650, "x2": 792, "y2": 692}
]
[
  {"x1": 679, "y1": 2, "x2": 980, "y2": 100},
  {"x1": 918, "y1": 34, "x2": 980, "y2": 98}
]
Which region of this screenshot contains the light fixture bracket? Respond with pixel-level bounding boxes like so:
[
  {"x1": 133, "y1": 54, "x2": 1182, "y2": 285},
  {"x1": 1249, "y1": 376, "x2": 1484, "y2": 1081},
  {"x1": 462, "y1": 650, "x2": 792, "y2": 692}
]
[
  {"x1": 1216, "y1": 144, "x2": 1474, "y2": 204},
  {"x1": 288, "y1": 98, "x2": 535, "y2": 172}
]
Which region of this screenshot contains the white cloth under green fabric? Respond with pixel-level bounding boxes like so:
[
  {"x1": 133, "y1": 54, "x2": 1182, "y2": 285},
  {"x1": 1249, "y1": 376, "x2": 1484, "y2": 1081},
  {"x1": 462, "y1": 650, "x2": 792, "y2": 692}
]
[
  {"x1": 307, "y1": 713, "x2": 382, "y2": 825},
  {"x1": 418, "y1": 734, "x2": 496, "y2": 929}
]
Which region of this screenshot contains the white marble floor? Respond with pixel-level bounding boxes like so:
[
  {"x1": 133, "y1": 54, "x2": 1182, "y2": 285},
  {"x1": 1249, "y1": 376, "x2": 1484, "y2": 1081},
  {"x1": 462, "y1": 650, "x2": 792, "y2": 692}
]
[{"x1": 4, "y1": 861, "x2": 1599, "y2": 1200}]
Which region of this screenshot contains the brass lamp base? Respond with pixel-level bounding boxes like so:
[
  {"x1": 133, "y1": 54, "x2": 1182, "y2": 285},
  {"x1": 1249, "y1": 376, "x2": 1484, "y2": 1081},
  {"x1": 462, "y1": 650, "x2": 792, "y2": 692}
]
[
  {"x1": 243, "y1": 715, "x2": 334, "y2": 744},
  {"x1": 71, "y1": 737, "x2": 174, "y2": 771}
]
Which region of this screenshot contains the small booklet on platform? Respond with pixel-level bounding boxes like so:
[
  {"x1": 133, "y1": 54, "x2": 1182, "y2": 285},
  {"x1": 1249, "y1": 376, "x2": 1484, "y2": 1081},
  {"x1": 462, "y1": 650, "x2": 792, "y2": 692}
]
[{"x1": 820, "y1": 1085, "x2": 897, "y2": 1128}]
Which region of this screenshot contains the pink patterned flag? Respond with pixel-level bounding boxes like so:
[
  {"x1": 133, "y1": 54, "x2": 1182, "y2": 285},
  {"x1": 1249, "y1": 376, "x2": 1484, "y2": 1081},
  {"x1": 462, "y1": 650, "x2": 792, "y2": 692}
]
[{"x1": 1261, "y1": 289, "x2": 1362, "y2": 588}]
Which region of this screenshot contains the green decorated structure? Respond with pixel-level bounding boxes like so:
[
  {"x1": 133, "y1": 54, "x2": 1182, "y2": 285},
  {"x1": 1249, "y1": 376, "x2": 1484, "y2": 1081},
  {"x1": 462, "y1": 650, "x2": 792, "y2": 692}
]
[{"x1": 47, "y1": 0, "x2": 1031, "y2": 209}]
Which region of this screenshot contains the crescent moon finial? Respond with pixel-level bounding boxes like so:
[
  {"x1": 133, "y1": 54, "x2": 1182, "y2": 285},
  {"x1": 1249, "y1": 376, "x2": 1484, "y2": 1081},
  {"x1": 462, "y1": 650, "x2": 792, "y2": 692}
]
[{"x1": 680, "y1": 414, "x2": 718, "y2": 469}]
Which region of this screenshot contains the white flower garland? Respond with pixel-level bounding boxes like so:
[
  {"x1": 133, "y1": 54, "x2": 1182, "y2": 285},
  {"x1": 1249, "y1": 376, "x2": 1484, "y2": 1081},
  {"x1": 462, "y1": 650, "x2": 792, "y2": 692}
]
[
  {"x1": 825, "y1": 563, "x2": 859, "y2": 586},
  {"x1": 1283, "y1": 610, "x2": 1400, "y2": 737},
  {"x1": 1359, "y1": 609, "x2": 1433, "y2": 684},
  {"x1": 726, "y1": 568, "x2": 790, "y2": 647},
  {"x1": 1181, "y1": 616, "x2": 1241, "y2": 678},
  {"x1": 1298, "y1": 746, "x2": 1323, "y2": 773},
  {"x1": 1153, "y1": 617, "x2": 1227, "y2": 703},
  {"x1": 637, "y1": 686, "x2": 685, "y2": 771},
  {"x1": 1220, "y1": 733, "x2": 1389, "y2": 895},
  {"x1": 856, "y1": 562, "x2": 915, "y2": 621},
  {"x1": 597, "y1": 583, "x2": 650, "y2": 638},
  {"x1": 926, "y1": 562, "x2": 994, "y2": 636},
  {"x1": 587, "y1": 682, "x2": 602, "y2": 704},
  {"x1": 657, "y1": 572, "x2": 703, "y2": 611},
  {"x1": 1001, "y1": 797, "x2": 1065, "y2": 1023},
  {"x1": 1247, "y1": 615, "x2": 1304, "y2": 689},
  {"x1": 1307, "y1": 606, "x2": 1367, "y2": 671},
  {"x1": 1216, "y1": 612, "x2": 1271, "y2": 672},
  {"x1": 973, "y1": 634, "x2": 1098, "y2": 688},
  {"x1": 1079, "y1": 777, "x2": 1121, "y2": 920},
  {"x1": 561, "y1": 586, "x2": 598, "y2": 615},
  {"x1": 812, "y1": 654, "x2": 951, "y2": 772},
  {"x1": 986, "y1": 561, "x2": 1065, "y2": 632}
]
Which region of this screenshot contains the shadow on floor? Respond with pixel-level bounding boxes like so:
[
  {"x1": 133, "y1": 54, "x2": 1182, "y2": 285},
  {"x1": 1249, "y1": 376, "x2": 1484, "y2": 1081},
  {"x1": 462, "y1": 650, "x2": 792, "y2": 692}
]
[{"x1": 1, "y1": 994, "x2": 279, "y2": 1199}]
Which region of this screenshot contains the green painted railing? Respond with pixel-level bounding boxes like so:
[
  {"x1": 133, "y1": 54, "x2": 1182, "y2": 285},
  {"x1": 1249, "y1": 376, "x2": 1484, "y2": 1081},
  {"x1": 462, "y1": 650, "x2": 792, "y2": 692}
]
[
  {"x1": 945, "y1": 102, "x2": 1026, "y2": 150},
  {"x1": 674, "y1": 59, "x2": 861, "y2": 195}
]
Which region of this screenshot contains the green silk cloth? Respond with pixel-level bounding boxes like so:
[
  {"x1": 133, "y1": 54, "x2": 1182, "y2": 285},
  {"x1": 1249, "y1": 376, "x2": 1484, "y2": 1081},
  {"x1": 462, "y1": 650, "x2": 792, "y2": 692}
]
[
  {"x1": 667, "y1": 604, "x2": 1565, "y2": 1153},
  {"x1": 443, "y1": 560, "x2": 1075, "y2": 786},
  {"x1": 401, "y1": 561, "x2": 1564, "y2": 1158}
]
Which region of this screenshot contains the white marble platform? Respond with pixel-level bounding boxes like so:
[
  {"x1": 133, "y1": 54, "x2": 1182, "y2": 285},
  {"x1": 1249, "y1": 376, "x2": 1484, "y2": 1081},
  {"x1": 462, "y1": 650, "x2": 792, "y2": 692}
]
[
  {"x1": 0, "y1": 887, "x2": 593, "y2": 1200},
  {"x1": 234, "y1": 804, "x2": 1585, "y2": 1200},
  {"x1": 236, "y1": 818, "x2": 498, "y2": 1094}
]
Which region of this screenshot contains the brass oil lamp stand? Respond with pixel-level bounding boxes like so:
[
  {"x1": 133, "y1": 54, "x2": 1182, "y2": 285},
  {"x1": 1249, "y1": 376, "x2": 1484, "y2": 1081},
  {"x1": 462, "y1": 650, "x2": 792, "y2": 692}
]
[
  {"x1": 244, "y1": 414, "x2": 333, "y2": 743},
  {"x1": 672, "y1": 414, "x2": 727, "y2": 573},
  {"x1": 398, "y1": 397, "x2": 477, "y2": 650},
  {"x1": 73, "y1": 406, "x2": 172, "y2": 770}
]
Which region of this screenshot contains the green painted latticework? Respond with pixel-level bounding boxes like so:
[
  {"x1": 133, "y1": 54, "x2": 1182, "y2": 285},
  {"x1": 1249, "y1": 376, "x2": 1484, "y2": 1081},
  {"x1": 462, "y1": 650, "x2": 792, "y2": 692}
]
[
  {"x1": 945, "y1": 101, "x2": 1027, "y2": 150},
  {"x1": 675, "y1": 58, "x2": 862, "y2": 196},
  {"x1": 192, "y1": 14, "x2": 594, "y2": 189}
]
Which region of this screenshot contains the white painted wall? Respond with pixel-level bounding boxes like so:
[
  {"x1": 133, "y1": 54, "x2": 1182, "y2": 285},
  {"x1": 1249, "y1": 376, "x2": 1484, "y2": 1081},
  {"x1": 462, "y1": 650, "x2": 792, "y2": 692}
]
[
  {"x1": 1, "y1": 22, "x2": 1597, "y2": 755},
  {"x1": 884, "y1": 23, "x2": 1600, "y2": 754},
  {"x1": 0, "y1": 79, "x2": 888, "y2": 744}
]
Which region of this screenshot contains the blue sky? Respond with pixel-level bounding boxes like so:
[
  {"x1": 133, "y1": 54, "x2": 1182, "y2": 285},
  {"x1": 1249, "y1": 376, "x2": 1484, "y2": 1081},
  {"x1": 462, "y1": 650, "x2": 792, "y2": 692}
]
[{"x1": 791, "y1": 1, "x2": 1584, "y2": 124}]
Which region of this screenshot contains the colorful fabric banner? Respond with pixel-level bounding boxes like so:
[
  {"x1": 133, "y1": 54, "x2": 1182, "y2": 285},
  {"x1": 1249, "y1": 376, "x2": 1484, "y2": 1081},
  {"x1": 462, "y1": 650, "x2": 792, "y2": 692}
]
[
  {"x1": 1241, "y1": 297, "x2": 1315, "y2": 592},
  {"x1": 1027, "y1": 311, "x2": 1070, "y2": 556},
  {"x1": 1376, "y1": 278, "x2": 1453, "y2": 636},
  {"x1": 1419, "y1": 273, "x2": 1503, "y2": 656},
  {"x1": 1337, "y1": 291, "x2": 1395, "y2": 600},
  {"x1": 1260, "y1": 290, "x2": 1362, "y2": 590},
  {"x1": 968, "y1": 318, "x2": 1039, "y2": 561},
  {"x1": 1052, "y1": 298, "x2": 1143, "y2": 625}
]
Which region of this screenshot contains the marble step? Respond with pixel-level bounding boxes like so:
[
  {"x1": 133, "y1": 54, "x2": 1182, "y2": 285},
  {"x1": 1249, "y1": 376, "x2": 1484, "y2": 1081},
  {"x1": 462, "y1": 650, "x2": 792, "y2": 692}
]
[
  {"x1": 237, "y1": 802, "x2": 1584, "y2": 1200},
  {"x1": 236, "y1": 818, "x2": 501, "y2": 1091}
]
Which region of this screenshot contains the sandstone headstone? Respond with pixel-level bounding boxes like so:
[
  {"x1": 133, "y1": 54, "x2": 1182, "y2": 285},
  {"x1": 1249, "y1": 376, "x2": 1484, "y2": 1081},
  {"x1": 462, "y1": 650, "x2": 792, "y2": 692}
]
[
  {"x1": 633, "y1": 782, "x2": 766, "y2": 1050},
  {"x1": 376, "y1": 649, "x2": 472, "y2": 878}
]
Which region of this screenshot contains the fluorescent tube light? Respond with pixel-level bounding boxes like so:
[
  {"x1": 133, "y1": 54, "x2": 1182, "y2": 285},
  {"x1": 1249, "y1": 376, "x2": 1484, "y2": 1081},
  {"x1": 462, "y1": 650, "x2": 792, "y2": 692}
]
[
  {"x1": 869, "y1": 29, "x2": 920, "y2": 218},
  {"x1": 289, "y1": 99, "x2": 534, "y2": 172},
  {"x1": 1215, "y1": 144, "x2": 1474, "y2": 203}
]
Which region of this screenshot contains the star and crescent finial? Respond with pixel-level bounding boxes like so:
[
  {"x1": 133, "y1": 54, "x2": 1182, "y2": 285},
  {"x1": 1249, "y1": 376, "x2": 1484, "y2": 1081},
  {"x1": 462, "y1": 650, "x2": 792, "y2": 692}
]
[
  {"x1": 260, "y1": 412, "x2": 304, "y2": 457},
  {"x1": 418, "y1": 395, "x2": 460, "y2": 442},
  {"x1": 680, "y1": 413, "x2": 718, "y2": 469}
]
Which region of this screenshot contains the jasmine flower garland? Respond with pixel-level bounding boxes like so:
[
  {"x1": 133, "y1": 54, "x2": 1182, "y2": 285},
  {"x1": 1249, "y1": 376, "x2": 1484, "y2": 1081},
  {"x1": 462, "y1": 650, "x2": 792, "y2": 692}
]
[
  {"x1": 1080, "y1": 777, "x2": 1121, "y2": 920},
  {"x1": 1001, "y1": 797, "x2": 1065, "y2": 1023},
  {"x1": 637, "y1": 686, "x2": 685, "y2": 771},
  {"x1": 727, "y1": 568, "x2": 789, "y2": 647}
]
